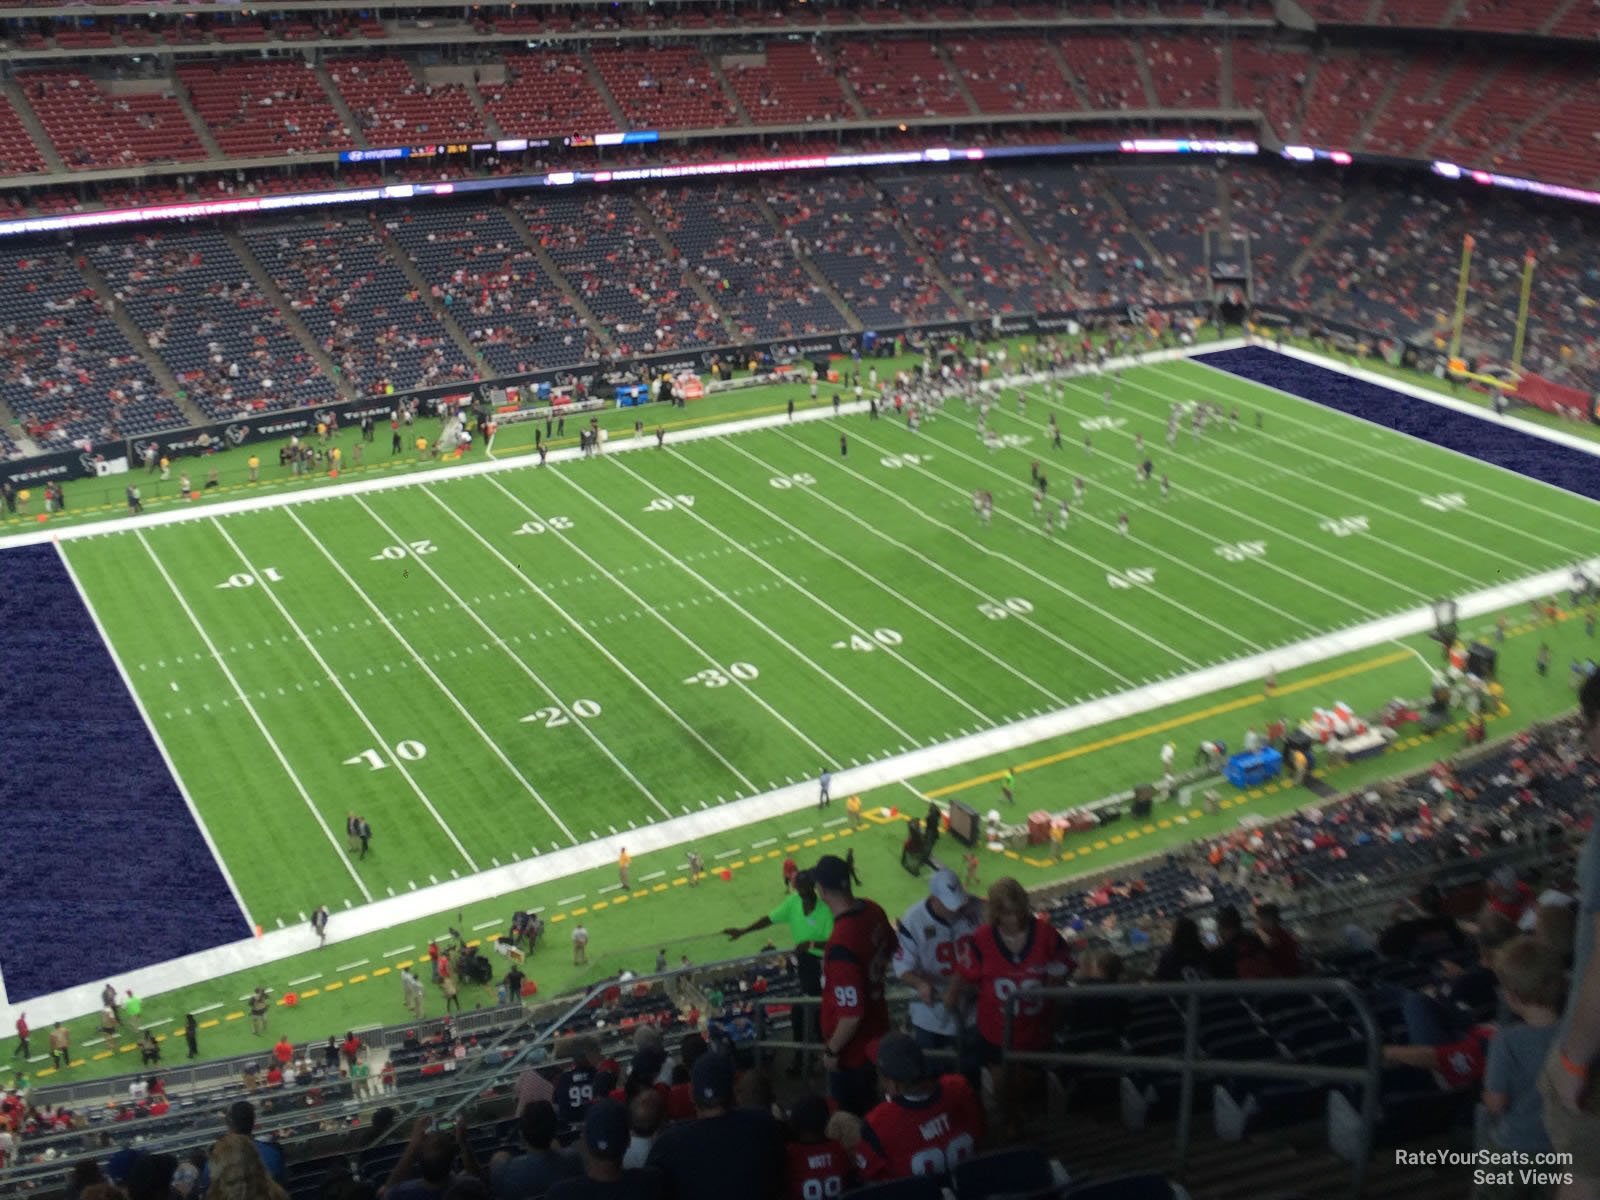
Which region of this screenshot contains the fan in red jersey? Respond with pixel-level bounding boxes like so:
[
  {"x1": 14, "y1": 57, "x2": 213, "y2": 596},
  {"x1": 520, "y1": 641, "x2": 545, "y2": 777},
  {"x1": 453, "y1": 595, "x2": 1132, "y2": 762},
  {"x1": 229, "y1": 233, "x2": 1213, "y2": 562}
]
[
  {"x1": 853, "y1": 1033, "x2": 985, "y2": 1183},
  {"x1": 946, "y1": 877, "x2": 1074, "y2": 1134},
  {"x1": 784, "y1": 1094, "x2": 857, "y2": 1200},
  {"x1": 815, "y1": 854, "x2": 896, "y2": 1116}
]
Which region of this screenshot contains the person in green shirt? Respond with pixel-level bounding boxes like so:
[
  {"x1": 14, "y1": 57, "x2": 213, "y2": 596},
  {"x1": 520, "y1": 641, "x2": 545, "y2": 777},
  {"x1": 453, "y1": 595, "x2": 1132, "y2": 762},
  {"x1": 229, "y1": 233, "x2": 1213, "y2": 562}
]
[
  {"x1": 723, "y1": 870, "x2": 834, "y2": 1073},
  {"x1": 123, "y1": 991, "x2": 142, "y2": 1023}
]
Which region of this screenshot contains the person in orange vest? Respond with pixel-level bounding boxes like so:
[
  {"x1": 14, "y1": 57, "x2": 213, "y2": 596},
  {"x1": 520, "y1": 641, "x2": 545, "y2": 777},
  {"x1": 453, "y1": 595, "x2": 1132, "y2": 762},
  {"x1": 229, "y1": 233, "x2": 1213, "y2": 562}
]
[{"x1": 618, "y1": 847, "x2": 632, "y2": 891}]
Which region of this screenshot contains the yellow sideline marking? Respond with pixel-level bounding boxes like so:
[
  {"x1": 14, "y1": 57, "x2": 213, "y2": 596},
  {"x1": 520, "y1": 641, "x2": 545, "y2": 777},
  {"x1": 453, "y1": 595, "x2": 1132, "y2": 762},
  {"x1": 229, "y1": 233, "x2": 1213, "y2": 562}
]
[{"x1": 922, "y1": 648, "x2": 1414, "y2": 800}]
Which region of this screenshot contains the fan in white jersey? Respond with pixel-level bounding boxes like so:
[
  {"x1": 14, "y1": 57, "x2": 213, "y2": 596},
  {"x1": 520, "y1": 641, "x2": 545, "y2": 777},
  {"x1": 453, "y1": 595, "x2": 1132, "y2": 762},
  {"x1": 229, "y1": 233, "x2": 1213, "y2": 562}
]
[{"x1": 892, "y1": 869, "x2": 984, "y2": 1045}]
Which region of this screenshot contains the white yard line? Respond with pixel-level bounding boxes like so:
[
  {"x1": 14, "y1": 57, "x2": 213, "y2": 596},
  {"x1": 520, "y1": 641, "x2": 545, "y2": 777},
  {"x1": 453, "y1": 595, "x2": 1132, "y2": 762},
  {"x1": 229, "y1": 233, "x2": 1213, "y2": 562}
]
[
  {"x1": 54, "y1": 540, "x2": 260, "y2": 934},
  {"x1": 420, "y1": 486, "x2": 762, "y2": 797},
  {"x1": 1188, "y1": 347, "x2": 1600, "y2": 539},
  {"x1": 1070, "y1": 371, "x2": 1486, "y2": 587},
  {"x1": 1156, "y1": 360, "x2": 1587, "y2": 567},
  {"x1": 130, "y1": 529, "x2": 371, "y2": 903},
  {"x1": 483, "y1": 474, "x2": 843, "y2": 764},
  {"x1": 672, "y1": 444, "x2": 1070, "y2": 708},
  {"x1": 602, "y1": 456, "x2": 984, "y2": 732},
  {"x1": 713, "y1": 848, "x2": 742, "y2": 860},
  {"x1": 860, "y1": 418, "x2": 1277, "y2": 654},
  {"x1": 471, "y1": 919, "x2": 502, "y2": 932},
  {"x1": 335, "y1": 959, "x2": 371, "y2": 971},
  {"x1": 1011, "y1": 383, "x2": 1412, "y2": 614},
  {"x1": 287, "y1": 974, "x2": 322, "y2": 987},
  {"x1": 726, "y1": 436, "x2": 1137, "y2": 689},
  {"x1": 381, "y1": 946, "x2": 414, "y2": 958},
  {"x1": 347, "y1": 497, "x2": 671, "y2": 822},
  {"x1": 832, "y1": 425, "x2": 1210, "y2": 669},
  {"x1": 211, "y1": 516, "x2": 486, "y2": 866}
]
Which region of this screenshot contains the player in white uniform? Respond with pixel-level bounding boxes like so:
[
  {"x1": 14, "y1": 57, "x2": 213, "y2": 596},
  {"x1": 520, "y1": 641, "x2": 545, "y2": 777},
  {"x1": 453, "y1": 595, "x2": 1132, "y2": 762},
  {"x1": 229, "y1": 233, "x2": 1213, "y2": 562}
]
[
  {"x1": 1119, "y1": 511, "x2": 1129, "y2": 537},
  {"x1": 892, "y1": 869, "x2": 984, "y2": 1065},
  {"x1": 1074, "y1": 476, "x2": 1086, "y2": 505},
  {"x1": 1058, "y1": 497, "x2": 1069, "y2": 532}
]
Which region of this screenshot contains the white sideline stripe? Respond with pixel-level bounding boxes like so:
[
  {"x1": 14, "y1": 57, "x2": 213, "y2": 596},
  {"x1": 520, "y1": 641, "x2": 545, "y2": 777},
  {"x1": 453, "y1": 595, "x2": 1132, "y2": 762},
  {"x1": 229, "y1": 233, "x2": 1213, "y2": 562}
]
[
  {"x1": 336, "y1": 959, "x2": 370, "y2": 971},
  {"x1": 1165, "y1": 359, "x2": 1586, "y2": 568},
  {"x1": 556, "y1": 895, "x2": 585, "y2": 907},
  {"x1": 1216, "y1": 345, "x2": 1600, "y2": 538},
  {"x1": 471, "y1": 919, "x2": 502, "y2": 932},
  {"x1": 382, "y1": 946, "x2": 414, "y2": 958},
  {"x1": 639, "y1": 870, "x2": 666, "y2": 882},
  {"x1": 786, "y1": 827, "x2": 813, "y2": 837},
  {"x1": 714, "y1": 848, "x2": 743, "y2": 860},
  {"x1": 211, "y1": 516, "x2": 482, "y2": 870},
  {"x1": 353, "y1": 496, "x2": 669, "y2": 823},
  {"x1": 674, "y1": 446, "x2": 1069, "y2": 708},
  {"x1": 9, "y1": 544, "x2": 1591, "y2": 1030},
  {"x1": 288, "y1": 507, "x2": 581, "y2": 844},
  {"x1": 190, "y1": 1003, "x2": 223, "y2": 1015},
  {"x1": 142, "y1": 1017, "x2": 172, "y2": 1029},
  {"x1": 597, "y1": 884, "x2": 623, "y2": 894},
  {"x1": 607, "y1": 455, "x2": 986, "y2": 732},
  {"x1": 50, "y1": 542, "x2": 258, "y2": 967},
  {"x1": 1011, "y1": 380, "x2": 1408, "y2": 616},
  {"x1": 287, "y1": 974, "x2": 322, "y2": 986},
  {"x1": 0, "y1": 375, "x2": 915, "y2": 553},
  {"x1": 425, "y1": 485, "x2": 761, "y2": 799},
  {"x1": 730, "y1": 435, "x2": 1134, "y2": 689},
  {"x1": 1101, "y1": 368, "x2": 1492, "y2": 587},
  {"x1": 750, "y1": 838, "x2": 777, "y2": 849},
  {"x1": 129, "y1": 530, "x2": 369, "y2": 900}
]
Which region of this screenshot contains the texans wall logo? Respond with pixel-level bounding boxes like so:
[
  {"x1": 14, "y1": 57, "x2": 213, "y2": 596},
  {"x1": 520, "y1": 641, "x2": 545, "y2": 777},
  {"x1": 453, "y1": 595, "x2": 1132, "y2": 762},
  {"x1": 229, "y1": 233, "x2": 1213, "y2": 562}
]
[
  {"x1": 78, "y1": 452, "x2": 102, "y2": 474},
  {"x1": 225, "y1": 424, "x2": 250, "y2": 447}
]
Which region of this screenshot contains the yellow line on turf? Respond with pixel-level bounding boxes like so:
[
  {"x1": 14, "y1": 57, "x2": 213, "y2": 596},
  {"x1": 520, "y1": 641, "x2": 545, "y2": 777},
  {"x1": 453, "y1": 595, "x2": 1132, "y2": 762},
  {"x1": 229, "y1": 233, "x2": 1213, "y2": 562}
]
[{"x1": 922, "y1": 648, "x2": 1415, "y2": 801}]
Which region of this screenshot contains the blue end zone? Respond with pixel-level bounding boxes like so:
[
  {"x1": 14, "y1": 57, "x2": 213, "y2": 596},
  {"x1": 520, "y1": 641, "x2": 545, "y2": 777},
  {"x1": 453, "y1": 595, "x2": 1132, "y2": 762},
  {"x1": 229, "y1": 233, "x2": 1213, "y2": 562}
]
[
  {"x1": 0, "y1": 544, "x2": 249, "y2": 1002},
  {"x1": 1195, "y1": 346, "x2": 1600, "y2": 504}
]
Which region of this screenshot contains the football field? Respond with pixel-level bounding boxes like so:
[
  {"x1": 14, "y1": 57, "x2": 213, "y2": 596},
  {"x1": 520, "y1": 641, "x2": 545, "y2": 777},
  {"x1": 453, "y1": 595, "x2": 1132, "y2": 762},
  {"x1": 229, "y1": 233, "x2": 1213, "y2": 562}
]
[{"x1": 51, "y1": 355, "x2": 1600, "y2": 934}]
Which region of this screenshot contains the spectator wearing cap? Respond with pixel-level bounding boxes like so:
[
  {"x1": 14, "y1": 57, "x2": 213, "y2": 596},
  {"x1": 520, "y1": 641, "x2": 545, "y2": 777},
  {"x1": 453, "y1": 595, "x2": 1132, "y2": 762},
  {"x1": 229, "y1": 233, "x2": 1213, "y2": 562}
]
[
  {"x1": 489, "y1": 1101, "x2": 580, "y2": 1200},
  {"x1": 852, "y1": 1033, "x2": 984, "y2": 1182},
  {"x1": 784, "y1": 1094, "x2": 856, "y2": 1200},
  {"x1": 547, "y1": 1100, "x2": 661, "y2": 1199},
  {"x1": 813, "y1": 854, "x2": 895, "y2": 1116},
  {"x1": 724, "y1": 869, "x2": 833, "y2": 1071},
  {"x1": 892, "y1": 869, "x2": 984, "y2": 1085},
  {"x1": 646, "y1": 1053, "x2": 785, "y2": 1200}
]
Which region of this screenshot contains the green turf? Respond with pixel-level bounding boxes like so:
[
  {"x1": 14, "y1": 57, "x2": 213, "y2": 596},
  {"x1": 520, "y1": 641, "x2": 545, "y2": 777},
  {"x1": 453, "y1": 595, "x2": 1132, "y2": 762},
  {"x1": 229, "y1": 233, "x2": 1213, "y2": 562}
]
[
  {"x1": 24, "y1": 597, "x2": 1593, "y2": 1088},
  {"x1": 23, "y1": 346, "x2": 1600, "y2": 1085},
  {"x1": 58, "y1": 353, "x2": 1600, "y2": 923}
]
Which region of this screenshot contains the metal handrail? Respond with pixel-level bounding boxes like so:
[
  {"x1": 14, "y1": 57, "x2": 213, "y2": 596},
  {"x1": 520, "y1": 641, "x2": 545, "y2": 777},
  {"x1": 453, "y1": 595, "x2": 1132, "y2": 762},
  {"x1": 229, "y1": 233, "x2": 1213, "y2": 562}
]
[{"x1": 1003, "y1": 978, "x2": 1383, "y2": 1200}]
